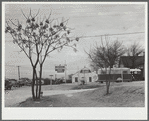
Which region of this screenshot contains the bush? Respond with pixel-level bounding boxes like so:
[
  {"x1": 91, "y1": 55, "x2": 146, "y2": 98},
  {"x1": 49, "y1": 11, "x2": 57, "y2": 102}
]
[
  {"x1": 81, "y1": 80, "x2": 85, "y2": 85},
  {"x1": 66, "y1": 79, "x2": 72, "y2": 83},
  {"x1": 42, "y1": 78, "x2": 63, "y2": 85}
]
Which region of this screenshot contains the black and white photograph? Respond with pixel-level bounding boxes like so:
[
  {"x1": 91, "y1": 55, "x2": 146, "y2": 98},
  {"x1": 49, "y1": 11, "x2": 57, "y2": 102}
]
[{"x1": 2, "y1": 2, "x2": 148, "y2": 120}]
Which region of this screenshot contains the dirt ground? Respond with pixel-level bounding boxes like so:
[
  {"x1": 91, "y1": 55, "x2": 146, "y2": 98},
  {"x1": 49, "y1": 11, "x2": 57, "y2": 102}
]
[
  {"x1": 17, "y1": 81, "x2": 145, "y2": 107},
  {"x1": 5, "y1": 82, "x2": 103, "y2": 107}
]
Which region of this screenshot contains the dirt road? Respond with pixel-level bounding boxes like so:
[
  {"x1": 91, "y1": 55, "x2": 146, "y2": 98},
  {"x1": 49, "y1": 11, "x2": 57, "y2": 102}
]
[{"x1": 5, "y1": 86, "x2": 95, "y2": 107}]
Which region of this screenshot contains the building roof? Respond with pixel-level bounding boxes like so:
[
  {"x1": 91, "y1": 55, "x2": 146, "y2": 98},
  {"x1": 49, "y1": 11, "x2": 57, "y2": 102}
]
[
  {"x1": 72, "y1": 66, "x2": 91, "y2": 76},
  {"x1": 119, "y1": 56, "x2": 144, "y2": 68}
]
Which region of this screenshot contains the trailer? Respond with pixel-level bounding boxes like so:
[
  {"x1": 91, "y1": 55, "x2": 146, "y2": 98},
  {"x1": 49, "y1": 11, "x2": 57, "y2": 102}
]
[{"x1": 98, "y1": 68, "x2": 132, "y2": 82}]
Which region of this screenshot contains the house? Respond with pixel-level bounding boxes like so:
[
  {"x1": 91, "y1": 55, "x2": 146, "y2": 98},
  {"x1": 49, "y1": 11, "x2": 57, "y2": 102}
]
[
  {"x1": 72, "y1": 67, "x2": 98, "y2": 83},
  {"x1": 119, "y1": 56, "x2": 145, "y2": 80}
]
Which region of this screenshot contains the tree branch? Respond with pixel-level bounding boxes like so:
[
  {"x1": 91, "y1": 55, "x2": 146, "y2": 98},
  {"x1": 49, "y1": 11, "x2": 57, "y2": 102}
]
[{"x1": 21, "y1": 9, "x2": 27, "y2": 19}]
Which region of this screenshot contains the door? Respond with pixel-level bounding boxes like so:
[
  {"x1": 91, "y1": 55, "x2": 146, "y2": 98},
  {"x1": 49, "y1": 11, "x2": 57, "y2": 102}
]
[
  {"x1": 75, "y1": 77, "x2": 78, "y2": 82},
  {"x1": 89, "y1": 77, "x2": 92, "y2": 82}
]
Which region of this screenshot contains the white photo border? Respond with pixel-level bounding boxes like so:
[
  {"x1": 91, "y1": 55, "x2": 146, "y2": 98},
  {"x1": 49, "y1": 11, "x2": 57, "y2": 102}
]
[{"x1": 2, "y1": 1, "x2": 148, "y2": 120}]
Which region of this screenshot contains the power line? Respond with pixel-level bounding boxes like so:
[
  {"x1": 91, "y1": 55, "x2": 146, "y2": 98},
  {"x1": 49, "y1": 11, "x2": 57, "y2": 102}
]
[
  {"x1": 71, "y1": 11, "x2": 143, "y2": 18},
  {"x1": 5, "y1": 65, "x2": 16, "y2": 67},
  {"x1": 5, "y1": 31, "x2": 145, "y2": 42},
  {"x1": 5, "y1": 65, "x2": 31, "y2": 68},
  {"x1": 79, "y1": 32, "x2": 145, "y2": 39}
]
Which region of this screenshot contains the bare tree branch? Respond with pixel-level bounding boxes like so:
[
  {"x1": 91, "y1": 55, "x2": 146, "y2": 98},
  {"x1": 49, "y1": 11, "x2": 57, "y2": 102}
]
[{"x1": 21, "y1": 9, "x2": 27, "y2": 19}]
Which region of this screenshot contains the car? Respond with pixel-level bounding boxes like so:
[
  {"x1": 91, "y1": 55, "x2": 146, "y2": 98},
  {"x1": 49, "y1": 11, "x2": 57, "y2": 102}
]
[{"x1": 5, "y1": 80, "x2": 13, "y2": 90}]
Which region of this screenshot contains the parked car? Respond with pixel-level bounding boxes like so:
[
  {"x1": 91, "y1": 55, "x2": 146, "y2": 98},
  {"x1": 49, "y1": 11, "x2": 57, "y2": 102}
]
[
  {"x1": 54, "y1": 79, "x2": 63, "y2": 84},
  {"x1": 5, "y1": 80, "x2": 13, "y2": 90},
  {"x1": 66, "y1": 79, "x2": 72, "y2": 83},
  {"x1": 26, "y1": 81, "x2": 32, "y2": 86},
  {"x1": 12, "y1": 82, "x2": 20, "y2": 87}
]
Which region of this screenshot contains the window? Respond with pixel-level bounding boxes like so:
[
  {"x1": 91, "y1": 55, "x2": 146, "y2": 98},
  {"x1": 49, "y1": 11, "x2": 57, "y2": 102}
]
[{"x1": 75, "y1": 77, "x2": 78, "y2": 82}]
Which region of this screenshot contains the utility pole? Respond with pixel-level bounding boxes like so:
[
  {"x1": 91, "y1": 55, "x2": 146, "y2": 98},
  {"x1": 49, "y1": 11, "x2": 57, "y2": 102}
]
[
  {"x1": 17, "y1": 66, "x2": 20, "y2": 81},
  {"x1": 49, "y1": 75, "x2": 53, "y2": 90},
  {"x1": 143, "y1": 52, "x2": 145, "y2": 80},
  {"x1": 84, "y1": 66, "x2": 85, "y2": 84},
  {"x1": 121, "y1": 69, "x2": 123, "y2": 82},
  {"x1": 65, "y1": 60, "x2": 67, "y2": 83},
  {"x1": 55, "y1": 74, "x2": 57, "y2": 80},
  {"x1": 78, "y1": 66, "x2": 80, "y2": 84}
]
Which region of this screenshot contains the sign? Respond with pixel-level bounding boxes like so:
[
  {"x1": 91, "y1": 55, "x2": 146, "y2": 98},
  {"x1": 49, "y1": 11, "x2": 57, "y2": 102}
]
[
  {"x1": 56, "y1": 69, "x2": 65, "y2": 73},
  {"x1": 80, "y1": 70, "x2": 91, "y2": 73},
  {"x1": 55, "y1": 65, "x2": 65, "y2": 73}
]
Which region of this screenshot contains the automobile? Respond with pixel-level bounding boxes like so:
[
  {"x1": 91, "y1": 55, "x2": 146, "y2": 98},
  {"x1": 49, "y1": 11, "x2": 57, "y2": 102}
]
[
  {"x1": 66, "y1": 79, "x2": 72, "y2": 83},
  {"x1": 5, "y1": 80, "x2": 13, "y2": 90},
  {"x1": 12, "y1": 82, "x2": 20, "y2": 87},
  {"x1": 26, "y1": 81, "x2": 32, "y2": 86},
  {"x1": 54, "y1": 79, "x2": 61, "y2": 84}
]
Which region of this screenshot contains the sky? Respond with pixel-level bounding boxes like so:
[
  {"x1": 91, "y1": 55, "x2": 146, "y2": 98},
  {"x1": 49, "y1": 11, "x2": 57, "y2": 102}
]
[{"x1": 4, "y1": 3, "x2": 146, "y2": 79}]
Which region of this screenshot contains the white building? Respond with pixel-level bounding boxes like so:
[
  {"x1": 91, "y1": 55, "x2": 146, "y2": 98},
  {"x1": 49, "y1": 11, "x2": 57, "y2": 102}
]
[{"x1": 72, "y1": 67, "x2": 98, "y2": 83}]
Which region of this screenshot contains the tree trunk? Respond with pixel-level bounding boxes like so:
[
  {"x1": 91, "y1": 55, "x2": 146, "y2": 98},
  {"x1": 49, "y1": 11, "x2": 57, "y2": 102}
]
[
  {"x1": 38, "y1": 64, "x2": 43, "y2": 99},
  {"x1": 106, "y1": 82, "x2": 110, "y2": 94},
  {"x1": 106, "y1": 80, "x2": 111, "y2": 94},
  {"x1": 105, "y1": 74, "x2": 109, "y2": 95},
  {"x1": 106, "y1": 67, "x2": 111, "y2": 95},
  {"x1": 35, "y1": 70, "x2": 39, "y2": 99},
  {"x1": 32, "y1": 67, "x2": 36, "y2": 99}
]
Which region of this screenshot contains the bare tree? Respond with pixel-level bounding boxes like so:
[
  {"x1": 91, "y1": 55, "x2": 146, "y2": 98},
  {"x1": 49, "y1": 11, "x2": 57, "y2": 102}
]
[
  {"x1": 5, "y1": 9, "x2": 79, "y2": 100},
  {"x1": 125, "y1": 42, "x2": 144, "y2": 69},
  {"x1": 85, "y1": 36, "x2": 125, "y2": 94}
]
